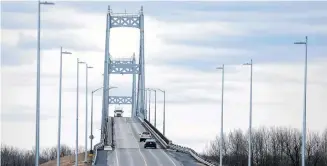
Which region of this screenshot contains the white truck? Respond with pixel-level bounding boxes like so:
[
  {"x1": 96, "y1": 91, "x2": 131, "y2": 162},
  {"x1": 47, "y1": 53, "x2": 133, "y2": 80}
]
[{"x1": 114, "y1": 108, "x2": 123, "y2": 117}]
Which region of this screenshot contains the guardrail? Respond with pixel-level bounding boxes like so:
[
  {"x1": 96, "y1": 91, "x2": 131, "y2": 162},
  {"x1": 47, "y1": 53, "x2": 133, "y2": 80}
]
[
  {"x1": 111, "y1": 117, "x2": 115, "y2": 148},
  {"x1": 92, "y1": 140, "x2": 104, "y2": 166},
  {"x1": 139, "y1": 117, "x2": 169, "y2": 148},
  {"x1": 169, "y1": 143, "x2": 216, "y2": 166},
  {"x1": 143, "y1": 118, "x2": 170, "y2": 144},
  {"x1": 138, "y1": 117, "x2": 216, "y2": 166},
  {"x1": 92, "y1": 117, "x2": 115, "y2": 165}
]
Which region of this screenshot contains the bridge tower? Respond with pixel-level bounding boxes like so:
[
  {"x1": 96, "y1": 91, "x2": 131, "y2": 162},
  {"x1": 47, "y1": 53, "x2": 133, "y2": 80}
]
[{"x1": 101, "y1": 6, "x2": 146, "y2": 144}]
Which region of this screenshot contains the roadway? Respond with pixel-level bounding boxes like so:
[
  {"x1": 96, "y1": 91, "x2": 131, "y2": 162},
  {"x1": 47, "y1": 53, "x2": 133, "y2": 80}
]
[
  {"x1": 107, "y1": 117, "x2": 183, "y2": 166},
  {"x1": 95, "y1": 117, "x2": 206, "y2": 166}
]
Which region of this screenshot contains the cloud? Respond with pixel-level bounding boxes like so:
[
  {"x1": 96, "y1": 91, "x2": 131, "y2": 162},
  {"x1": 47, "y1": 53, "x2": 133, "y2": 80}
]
[
  {"x1": 1, "y1": 1, "x2": 326, "y2": 153},
  {"x1": 1, "y1": 111, "x2": 56, "y2": 122}
]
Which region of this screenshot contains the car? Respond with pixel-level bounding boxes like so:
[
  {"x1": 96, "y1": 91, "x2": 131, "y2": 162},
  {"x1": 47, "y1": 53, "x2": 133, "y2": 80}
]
[
  {"x1": 144, "y1": 139, "x2": 157, "y2": 149},
  {"x1": 139, "y1": 131, "x2": 151, "y2": 142},
  {"x1": 114, "y1": 109, "x2": 123, "y2": 117}
]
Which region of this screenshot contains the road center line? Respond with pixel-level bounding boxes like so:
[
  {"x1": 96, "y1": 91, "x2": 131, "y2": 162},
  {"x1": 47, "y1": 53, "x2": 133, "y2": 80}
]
[{"x1": 127, "y1": 119, "x2": 148, "y2": 166}]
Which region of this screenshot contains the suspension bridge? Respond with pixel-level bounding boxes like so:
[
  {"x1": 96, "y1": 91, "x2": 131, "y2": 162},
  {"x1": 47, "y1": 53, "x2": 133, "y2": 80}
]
[{"x1": 92, "y1": 6, "x2": 215, "y2": 166}]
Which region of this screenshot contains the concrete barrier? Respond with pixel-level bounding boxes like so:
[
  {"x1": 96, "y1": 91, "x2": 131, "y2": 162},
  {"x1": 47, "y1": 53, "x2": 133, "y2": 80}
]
[{"x1": 137, "y1": 117, "x2": 216, "y2": 166}]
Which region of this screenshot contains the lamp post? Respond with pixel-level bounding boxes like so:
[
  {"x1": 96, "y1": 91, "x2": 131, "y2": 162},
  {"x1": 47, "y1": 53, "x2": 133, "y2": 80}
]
[
  {"x1": 294, "y1": 36, "x2": 308, "y2": 166},
  {"x1": 90, "y1": 86, "x2": 117, "y2": 150},
  {"x1": 138, "y1": 88, "x2": 151, "y2": 120},
  {"x1": 148, "y1": 90, "x2": 151, "y2": 121},
  {"x1": 243, "y1": 59, "x2": 253, "y2": 166},
  {"x1": 146, "y1": 89, "x2": 158, "y2": 126},
  {"x1": 57, "y1": 47, "x2": 72, "y2": 166},
  {"x1": 148, "y1": 89, "x2": 157, "y2": 127},
  {"x1": 157, "y1": 89, "x2": 166, "y2": 136},
  {"x1": 216, "y1": 65, "x2": 225, "y2": 166},
  {"x1": 35, "y1": 1, "x2": 54, "y2": 165},
  {"x1": 154, "y1": 89, "x2": 157, "y2": 127},
  {"x1": 145, "y1": 89, "x2": 148, "y2": 119},
  {"x1": 76, "y1": 59, "x2": 85, "y2": 166},
  {"x1": 82, "y1": 64, "x2": 93, "y2": 162}
]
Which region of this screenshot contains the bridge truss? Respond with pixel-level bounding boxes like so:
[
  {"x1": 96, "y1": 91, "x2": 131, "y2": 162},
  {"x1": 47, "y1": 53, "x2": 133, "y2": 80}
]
[{"x1": 101, "y1": 6, "x2": 146, "y2": 145}]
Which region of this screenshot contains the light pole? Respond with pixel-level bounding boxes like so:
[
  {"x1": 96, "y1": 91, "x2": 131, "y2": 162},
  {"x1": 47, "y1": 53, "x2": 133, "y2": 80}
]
[
  {"x1": 243, "y1": 59, "x2": 253, "y2": 166},
  {"x1": 76, "y1": 59, "x2": 85, "y2": 166},
  {"x1": 35, "y1": 1, "x2": 54, "y2": 166},
  {"x1": 148, "y1": 90, "x2": 151, "y2": 121},
  {"x1": 147, "y1": 89, "x2": 157, "y2": 126},
  {"x1": 216, "y1": 65, "x2": 225, "y2": 166},
  {"x1": 145, "y1": 89, "x2": 148, "y2": 119},
  {"x1": 149, "y1": 89, "x2": 157, "y2": 127},
  {"x1": 154, "y1": 90, "x2": 157, "y2": 127},
  {"x1": 57, "y1": 47, "x2": 72, "y2": 166},
  {"x1": 82, "y1": 64, "x2": 93, "y2": 162},
  {"x1": 138, "y1": 88, "x2": 151, "y2": 120},
  {"x1": 294, "y1": 36, "x2": 308, "y2": 166},
  {"x1": 157, "y1": 89, "x2": 166, "y2": 136},
  {"x1": 90, "y1": 86, "x2": 117, "y2": 151}
]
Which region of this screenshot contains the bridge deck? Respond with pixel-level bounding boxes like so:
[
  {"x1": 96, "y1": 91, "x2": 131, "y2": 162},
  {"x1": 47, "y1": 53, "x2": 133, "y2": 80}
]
[{"x1": 95, "y1": 117, "x2": 204, "y2": 166}]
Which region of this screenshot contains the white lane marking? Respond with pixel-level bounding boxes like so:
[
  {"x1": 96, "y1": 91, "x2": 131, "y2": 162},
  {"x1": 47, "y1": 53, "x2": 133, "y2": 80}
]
[
  {"x1": 122, "y1": 119, "x2": 135, "y2": 166},
  {"x1": 133, "y1": 118, "x2": 167, "y2": 166},
  {"x1": 148, "y1": 150, "x2": 163, "y2": 166},
  {"x1": 126, "y1": 149, "x2": 135, "y2": 166},
  {"x1": 133, "y1": 118, "x2": 179, "y2": 166},
  {"x1": 127, "y1": 119, "x2": 148, "y2": 166},
  {"x1": 115, "y1": 118, "x2": 133, "y2": 166},
  {"x1": 160, "y1": 150, "x2": 178, "y2": 166},
  {"x1": 131, "y1": 118, "x2": 163, "y2": 166},
  {"x1": 115, "y1": 148, "x2": 120, "y2": 166},
  {"x1": 114, "y1": 118, "x2": 120, "y2": 166}
]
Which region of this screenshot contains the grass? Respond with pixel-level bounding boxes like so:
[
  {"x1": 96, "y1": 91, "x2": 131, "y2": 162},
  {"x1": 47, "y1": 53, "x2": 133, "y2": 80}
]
[{"x1": 40, "y1": 152, "x2": 92, "y2": 166}]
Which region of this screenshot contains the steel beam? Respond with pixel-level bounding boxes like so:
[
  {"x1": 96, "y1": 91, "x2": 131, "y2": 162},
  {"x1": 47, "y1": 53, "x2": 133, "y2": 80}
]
[
  {"x1": 108, "y1": 63, "x2": 139, "y2": 74},
  {"x1": 108, "y1": 96, "x2": 132, "y2": 104}
]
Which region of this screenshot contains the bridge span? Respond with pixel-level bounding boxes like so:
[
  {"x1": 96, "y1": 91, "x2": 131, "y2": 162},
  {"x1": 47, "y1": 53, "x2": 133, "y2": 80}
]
[
  {"x1": 94, "y1": 117, "x2": 208, "y2": 166},
  {"x1": 93, "y1": 5, "x2": 215, "y2": 166}
]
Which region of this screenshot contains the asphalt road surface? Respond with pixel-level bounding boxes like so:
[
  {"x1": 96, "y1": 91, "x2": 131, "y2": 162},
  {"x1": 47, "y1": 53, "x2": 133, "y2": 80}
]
[
  {"x1": 94, "y1": 117, "x2": 206, "y2": 166},
  {"x1": 106, "y1": 117, "x2": 183, "y2": 166}
]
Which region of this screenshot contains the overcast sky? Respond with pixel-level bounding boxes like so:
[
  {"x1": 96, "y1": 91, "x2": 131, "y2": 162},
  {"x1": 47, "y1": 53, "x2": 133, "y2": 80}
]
[{"x1": 1, "y1": 1, "x2": 327, "y2": 152}]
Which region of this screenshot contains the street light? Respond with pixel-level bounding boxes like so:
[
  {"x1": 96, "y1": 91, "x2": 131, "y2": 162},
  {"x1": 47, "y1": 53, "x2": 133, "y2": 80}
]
[
  {"x1": 137, "y1": 88, "x2": 151, "y2": 120},
  {"x1": 145, "y1": 89, "x2": 148, "y2": 119},
  {"x1": 147, "y1": 89, "x2": 157, "y2": 127},
  {"x1": 90, "y1": 86, "x2": 117, "y2": 151},
  {"x1": 216, "y1": 65, "x2": 224, "y2": 166},
  {"x1": 148, "y1": 89, "x2": 152, "y2": 121},
  {"x1": 155, "y1": 90, "x2": 157, "y2": 127},
  {"x1": 57, "y1": 47, "x2": 72, "y2": 166},
  {"x1": 243, "y1": 59, "x2": 253, "y2": 166},
  {"x1": 76, "y1": 59, "x2": 85, "y2": 166},
  {"x1": 156, "y1": 89, "x2": 166, "y2": 136},
  {"x1": 82, "y1": 64, "x2": 93, "y2": 162},
  {"x1": 35, "y1": 1, "x2": 54, "y2": 166},
  {"x1": 294, "y1": 36, "x2": 308, "y2": 166}
]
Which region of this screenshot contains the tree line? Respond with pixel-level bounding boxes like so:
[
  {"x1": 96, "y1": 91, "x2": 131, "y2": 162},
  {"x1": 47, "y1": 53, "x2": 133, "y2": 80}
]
[
  {"x1": 203, "y1": 127, "x2": 327, "y2": 166},
  {"x1": 1, "y1": 144, "x2": 85, "y2": 166}
]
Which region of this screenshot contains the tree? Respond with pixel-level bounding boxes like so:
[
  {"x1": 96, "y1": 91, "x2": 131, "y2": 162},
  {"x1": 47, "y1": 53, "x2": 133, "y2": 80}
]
[{"x1": 203, "y1": 127, "x2": 327, "y2": 166}]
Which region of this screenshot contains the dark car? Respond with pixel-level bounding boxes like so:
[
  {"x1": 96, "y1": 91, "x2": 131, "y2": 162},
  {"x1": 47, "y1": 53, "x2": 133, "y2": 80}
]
[{"x1": 144, "y1": 139, "x2": 157, "y2": 149}]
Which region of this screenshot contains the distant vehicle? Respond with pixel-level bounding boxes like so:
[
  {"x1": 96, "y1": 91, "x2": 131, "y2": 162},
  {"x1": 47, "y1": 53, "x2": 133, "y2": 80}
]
[
  {"x1": 114, "y1": 109, "x2": 123, "y2": 117},
  {"x1": 139, "y1": 131, "x2": 151, "y2": 142},
  {"x1": 144, "y1": 139, "x2": 157, "y2": 149}
]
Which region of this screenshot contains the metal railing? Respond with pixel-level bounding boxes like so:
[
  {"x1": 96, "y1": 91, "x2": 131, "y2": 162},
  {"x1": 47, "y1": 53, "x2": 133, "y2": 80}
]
[
  {"x1": 140, "y1": 117, "x2": 169, "y2": 148},
  {"x1": 92, "y1": 117, "x2": 114, "y2": 165},
  {"x1": 139, "y1": 117, "x2": 216, "y2": 166},
  {"x1": 92, "y1": 140, "x2": 104, "y2": 166},
  {"x1": 169, "y1": 143, "x2": 216, "y2": 166}
]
